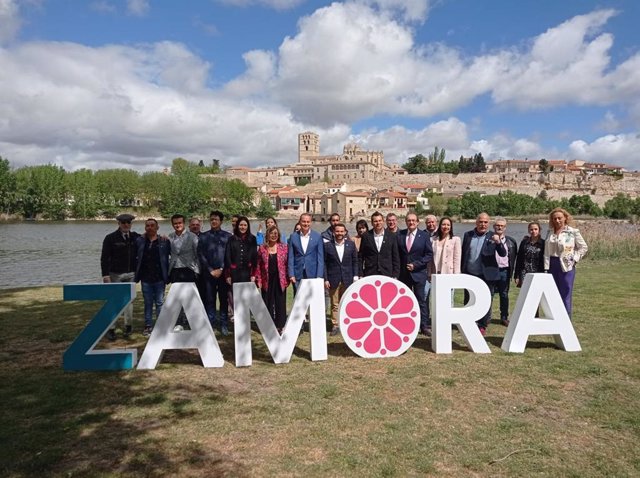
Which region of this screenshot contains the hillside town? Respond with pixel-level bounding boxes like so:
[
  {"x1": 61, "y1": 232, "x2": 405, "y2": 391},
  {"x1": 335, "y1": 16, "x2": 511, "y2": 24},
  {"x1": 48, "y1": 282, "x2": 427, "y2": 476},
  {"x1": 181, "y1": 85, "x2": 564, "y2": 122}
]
[{"x1": 204, "y1": 132, "x2": 638, "y2": 221}]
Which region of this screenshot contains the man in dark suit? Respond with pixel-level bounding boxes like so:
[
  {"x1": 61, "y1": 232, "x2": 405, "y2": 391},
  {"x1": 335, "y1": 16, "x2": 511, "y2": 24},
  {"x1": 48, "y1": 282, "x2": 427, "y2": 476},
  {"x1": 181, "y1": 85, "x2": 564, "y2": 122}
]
[
  {"x1": 359, "y1": 211, "x2": 400, "y2": 278},
  {"x1": 324, "y1": 223, "x2": 359, "y2": 336},
  {"x1": 461, "y1": 212, "x2": 507, "y2": 335},
  {"x1": 135, "y1": 218, "x2": 170, "y2": 337},
  {"x1": 198, "y1": 210, "x2": 232, "y2": 336},
  {"x1": 397, "y1": 212, "x2": 433, "y2": 335},
  {"x1": 288, "y1": 212, "x2": 325, "y2": 294},
  {"x1": 490, "y1": 217, "x2": 518, "y2": 327},
  {"x1": 100, "y1": 213, "x2": 140, "y2": 340}
]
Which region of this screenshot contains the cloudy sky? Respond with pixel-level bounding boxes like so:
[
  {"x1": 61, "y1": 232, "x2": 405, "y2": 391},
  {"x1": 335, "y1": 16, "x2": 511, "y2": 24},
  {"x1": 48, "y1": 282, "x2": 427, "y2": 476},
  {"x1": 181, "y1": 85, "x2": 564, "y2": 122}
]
[{"x1": 1, "y1": 0, "x2": 639, "y2": 172}]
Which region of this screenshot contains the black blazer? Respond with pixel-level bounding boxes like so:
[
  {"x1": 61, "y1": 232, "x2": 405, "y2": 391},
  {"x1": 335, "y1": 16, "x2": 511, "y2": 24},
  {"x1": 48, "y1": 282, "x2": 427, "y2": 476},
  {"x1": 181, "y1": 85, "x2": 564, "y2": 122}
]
[
  {"x1": 324, "y1": 239, "x2": 360, "y2": 289},
  {"x1": 461, "y1": 229, "x2": 507, "y2": 280},
  {"x1": 359, "y1": 229, "x2": 400, "y2": 278}
]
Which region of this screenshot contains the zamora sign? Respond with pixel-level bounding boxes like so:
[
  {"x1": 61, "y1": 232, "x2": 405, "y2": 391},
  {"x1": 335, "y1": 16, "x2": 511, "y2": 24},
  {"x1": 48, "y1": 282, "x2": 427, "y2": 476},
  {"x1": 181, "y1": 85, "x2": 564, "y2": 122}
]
[{"x1": 62, "y1": 274, "x2": 580, "y2": 371}]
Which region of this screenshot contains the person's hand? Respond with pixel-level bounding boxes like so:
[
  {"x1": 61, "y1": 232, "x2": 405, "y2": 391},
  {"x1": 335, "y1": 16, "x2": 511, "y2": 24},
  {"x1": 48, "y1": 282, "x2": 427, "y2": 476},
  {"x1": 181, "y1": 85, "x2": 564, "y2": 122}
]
[
  {"x1": 226, "y1": 277, "x2": 232, "y2": 285},
  {"x1": 102, "y1": 276, "x2": 111, "y2": 283},
  {"x1": 325, "y1": 280, "x2": 330, "y2": 290},
  {"x1": 250, "y1": 276, "x2": 256, "y2": 283},
  {"x1": 290, "y1": 276, "x2": 296, "y2": 284},
  {"x1": 407, "y1": 264, "x2": 414, "y2": 271},
  {"x1": 211, "y1": 269, "x2": 222, "y2": 278},
  {"x1": 515, "y1": 278, "x2": 521, "y2": 288},
  {"x1": 492, "y1": 234, "x2": 500, "y2": 243}
]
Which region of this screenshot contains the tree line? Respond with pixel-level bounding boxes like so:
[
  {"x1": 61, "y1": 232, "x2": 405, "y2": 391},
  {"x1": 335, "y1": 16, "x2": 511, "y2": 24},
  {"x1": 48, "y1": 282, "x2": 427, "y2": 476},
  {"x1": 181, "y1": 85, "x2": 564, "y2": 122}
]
[
  {"x1": 441, "y1": 190, "x2": 640, "y2": 220},
  {"x1": 0, "y1": 157, "x2": 275, "y2": 220},
  {"x1": 402, "y1": 147, "x2": 486, "y2": 174}
]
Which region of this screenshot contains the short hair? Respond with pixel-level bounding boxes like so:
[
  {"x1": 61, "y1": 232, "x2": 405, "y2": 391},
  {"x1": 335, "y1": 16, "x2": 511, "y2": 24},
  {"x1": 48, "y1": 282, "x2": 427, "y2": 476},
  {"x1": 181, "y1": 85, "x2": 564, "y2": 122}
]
[
  {"x1": 333, "y1": 222, "x2": 347, "y2": 231},
  {"x1": 145, "y1": 218, "x2": 159, "y2": 226},
  {"x1": 528, "y1": 221, "x2": 541, "y2": 229},
  {"x1": 330, "y1": 213, "x2": 341, "y2": 221},
  {"x1": 494, "y1": 216, "x2": 507, "y2": 225},
  {"x1": 265, "y1": 225, "x2": 281, "y2": 243},
  {"x1": 171, "y1": 214, "x2": 185, "y2": 223},
  {"x1": 233, "y1": 216, "x2": 251, "y2": 236},
  {"x1": 210, "y1": 210, "x2": 224, "y2": 221},
  {"x1": 189, "y1": 217, "x2": 201, "y2": 224},
  {"x1": 477, "y1": 212, "x2": 490, "y2": 221},
  {"x1": 300, "y1": 213, "x2": 312, "y2": 221},
  {"x1": 425, "y1": 214, "x2": 437, "y2": 222},
  {"x1": 386, "y1": 213, "x2": 397, "y2": 220},
  {"x1": 405, "y1": 212, "x2": 418, "y2": 222},
  {"x1": 371, "y1": 211, "x2": 383, "y2": 221},
  {"x1": 232, "y1": 214, "x2": 240, "y2": 220},
  {"x1": 437, "y1": 216, "x2": 454, "y2": 239}
]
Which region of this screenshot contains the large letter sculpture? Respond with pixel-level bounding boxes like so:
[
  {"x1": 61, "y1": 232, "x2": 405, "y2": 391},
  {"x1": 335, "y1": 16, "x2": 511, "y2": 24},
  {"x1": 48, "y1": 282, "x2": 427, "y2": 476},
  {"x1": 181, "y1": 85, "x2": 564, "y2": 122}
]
[
  {"x1": 431, "y1": 274, "x2": 492, "y2": 354},
  {"x1": 63, "y1": 283, "x2": 138, "y2": 370},
  {"x1": 137, "y1": 283, "x2": 224, "y2": 369},
  {"x1": 502, "y1": 273, "x2": 581, "y2": 353},
  {"x1": 340, "y1": 276, "x2": 420, "y2": 358},
  {"x1": 234, "y1": 278, "x2": 327, "y2": 367}
]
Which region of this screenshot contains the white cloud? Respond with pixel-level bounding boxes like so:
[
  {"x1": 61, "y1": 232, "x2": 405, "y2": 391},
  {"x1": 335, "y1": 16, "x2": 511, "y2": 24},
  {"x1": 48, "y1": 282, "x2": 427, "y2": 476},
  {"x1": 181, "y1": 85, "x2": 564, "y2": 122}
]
[
  {"x1": 0, "y1": 3, "x2": 639, "y2": 174},
  {"x1": 569, "y1": 134, "x2": 640, "y2": 170},
  {"x1": 126, "y1": 0, "x2": 149, "y2": 16},
  {"x1": 360, "y1": 0, "x2": 431, "y2": 23},
  {"x1": 0, "y1": 0, "x2": 20, "y2": 44}
]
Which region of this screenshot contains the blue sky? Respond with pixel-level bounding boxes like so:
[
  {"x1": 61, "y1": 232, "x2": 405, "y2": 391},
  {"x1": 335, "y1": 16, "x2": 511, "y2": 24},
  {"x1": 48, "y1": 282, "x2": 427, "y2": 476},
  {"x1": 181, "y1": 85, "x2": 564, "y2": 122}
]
[{"x1": 1, "y1": 0, "x2": 638, "y2": 171}]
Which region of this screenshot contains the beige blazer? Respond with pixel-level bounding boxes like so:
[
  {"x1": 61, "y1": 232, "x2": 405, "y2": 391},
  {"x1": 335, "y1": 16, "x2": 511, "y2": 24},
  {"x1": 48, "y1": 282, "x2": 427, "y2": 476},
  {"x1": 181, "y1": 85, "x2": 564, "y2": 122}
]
[
  {"x1": 544, "y1": 225, "x2": 588, "y2": 272},
  {"x1": 429, "y1": 235, "x2": 461, "y2": 275}
]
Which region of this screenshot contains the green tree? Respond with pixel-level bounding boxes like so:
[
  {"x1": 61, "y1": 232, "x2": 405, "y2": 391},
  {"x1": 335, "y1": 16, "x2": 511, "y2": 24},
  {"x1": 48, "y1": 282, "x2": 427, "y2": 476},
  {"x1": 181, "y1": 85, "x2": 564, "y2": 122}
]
[
  {"x1": 161, "y1": 161, "x2": 210, "y2": 218},
  {"x1": 0, "y1": 157, "x2": 17, "y2": 215},
  {"x1": 426, "y1": 194, "x2": 448, "y2": 217},
  {"x1": 14, "y1": 164, "x2": 67, "y2": 219},
  {"x1": 139, "y1": 172, "x2": 169, "y2": 213},
  {"x1": 66, "y1": 169, "x2": 100, "y2": 219},
  {"x1": 567, "y1": 194, "x2": 602, "y2": 216},
  {"x1": 255, "y1": 196, "x2": 277, "y2": 219},
  {"x1": 402, "y1": 154, "x2": 429, "y2": 174},
  {"x1": 603, "y1": 193, "x2": 634, "y2": 219},
  {"x1": 209, "y1": 177, "x2": 256, "y2": 217}
]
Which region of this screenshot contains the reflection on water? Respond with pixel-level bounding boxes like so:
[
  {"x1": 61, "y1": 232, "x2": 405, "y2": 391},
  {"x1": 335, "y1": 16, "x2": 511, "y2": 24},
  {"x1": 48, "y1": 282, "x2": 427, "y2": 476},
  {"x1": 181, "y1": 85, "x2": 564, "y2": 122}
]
[{"x1": 0, "y1": 219, "x2": 536, "y2": 289}]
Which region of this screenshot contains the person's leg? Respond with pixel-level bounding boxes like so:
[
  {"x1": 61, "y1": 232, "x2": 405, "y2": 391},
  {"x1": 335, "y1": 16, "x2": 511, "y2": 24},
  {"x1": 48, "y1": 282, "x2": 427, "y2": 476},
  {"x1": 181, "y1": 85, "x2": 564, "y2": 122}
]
[
  {"x1": 203, "y1": 276, "x2": 217, "y2": 327},
  {"x1": 141, "y1": 281, "x2": 154, "y2": 328},
  {"x1": 424, "y1": 280, "x2": 431, "y2": 329},
  {"x1": 329, "y1": 284, "x2": 344, "y2": 334},
  {"x1": 497, "y1": 269, "x2": 510, "y2": 324},
  {"x1": 152, "y1": 281, "x2": 165, "y2": 321},
  {"x1": 217, "y1": 279, "x2": 229, "y2": 334}
]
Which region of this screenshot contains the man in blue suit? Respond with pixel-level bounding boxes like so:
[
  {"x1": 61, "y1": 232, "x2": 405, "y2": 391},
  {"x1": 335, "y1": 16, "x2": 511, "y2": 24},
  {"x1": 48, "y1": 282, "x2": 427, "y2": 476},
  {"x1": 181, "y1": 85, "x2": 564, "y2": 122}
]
[
  {"x1": 397, "y1": 212, "x2": 433, "y2": 336},
  {"x1": 324, "y1": 223, "x2": 359, "y2": 336},
  {"x1": 288, "y1": 212, "x2": 325, "y2": 293}
]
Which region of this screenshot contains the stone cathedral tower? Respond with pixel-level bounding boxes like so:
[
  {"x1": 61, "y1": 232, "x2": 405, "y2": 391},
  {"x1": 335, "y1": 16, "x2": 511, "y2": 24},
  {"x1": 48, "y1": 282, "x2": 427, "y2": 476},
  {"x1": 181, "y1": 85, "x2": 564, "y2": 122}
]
[{"x1": 298, "y1": 131, "x2": 320, "y2": 163}]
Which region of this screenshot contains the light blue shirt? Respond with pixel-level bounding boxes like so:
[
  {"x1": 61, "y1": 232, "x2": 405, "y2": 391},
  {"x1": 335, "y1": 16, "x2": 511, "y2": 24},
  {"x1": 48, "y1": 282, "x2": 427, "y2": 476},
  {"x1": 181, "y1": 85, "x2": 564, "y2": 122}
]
[{"x1": 466, "y1": 231, "x2": 487, "y2": 276}]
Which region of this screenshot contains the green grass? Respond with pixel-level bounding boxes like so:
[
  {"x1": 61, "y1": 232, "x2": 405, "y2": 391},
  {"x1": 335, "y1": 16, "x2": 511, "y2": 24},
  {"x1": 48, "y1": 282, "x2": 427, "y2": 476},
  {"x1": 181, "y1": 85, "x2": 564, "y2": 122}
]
[{"x1": 0, "y1": 260, "x2": 639, "y2": 477}]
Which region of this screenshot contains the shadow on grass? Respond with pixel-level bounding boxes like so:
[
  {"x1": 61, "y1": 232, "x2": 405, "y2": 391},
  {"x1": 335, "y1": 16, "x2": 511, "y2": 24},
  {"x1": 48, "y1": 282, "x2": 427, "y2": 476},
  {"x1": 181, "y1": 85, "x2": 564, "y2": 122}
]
[{"x1": 0, "y1": 290, "x2": 249, "y2": 477}]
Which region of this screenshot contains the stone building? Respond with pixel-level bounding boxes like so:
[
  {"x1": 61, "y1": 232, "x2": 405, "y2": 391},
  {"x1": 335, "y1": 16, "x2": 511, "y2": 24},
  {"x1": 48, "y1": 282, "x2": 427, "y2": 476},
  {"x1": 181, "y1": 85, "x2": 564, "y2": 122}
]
[{"x1": 289, "y1": 132, "x2": 405, "y2": 183}]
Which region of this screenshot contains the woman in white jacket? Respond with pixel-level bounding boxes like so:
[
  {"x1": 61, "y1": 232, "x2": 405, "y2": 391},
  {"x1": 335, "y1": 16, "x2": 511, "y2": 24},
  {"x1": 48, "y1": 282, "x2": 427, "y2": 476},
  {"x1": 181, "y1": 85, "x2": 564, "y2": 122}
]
[{"x1": 544, "y1": 207, "x2": 588, "y2": 317}]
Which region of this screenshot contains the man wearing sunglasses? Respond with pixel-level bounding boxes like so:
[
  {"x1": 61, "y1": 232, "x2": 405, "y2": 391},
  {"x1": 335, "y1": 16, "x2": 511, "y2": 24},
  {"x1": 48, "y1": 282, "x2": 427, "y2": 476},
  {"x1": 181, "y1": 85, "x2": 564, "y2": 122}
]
[{"x1": 100, "y1": 213, "x2": 140, "y2": 340}]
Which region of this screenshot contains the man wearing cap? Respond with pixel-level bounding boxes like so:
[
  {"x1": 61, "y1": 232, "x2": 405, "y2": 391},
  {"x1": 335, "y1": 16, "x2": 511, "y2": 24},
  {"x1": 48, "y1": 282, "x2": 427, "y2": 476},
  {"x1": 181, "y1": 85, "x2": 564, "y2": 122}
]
[{"x1": 100, "y1": 213, "x2": 140, "y2": 340}]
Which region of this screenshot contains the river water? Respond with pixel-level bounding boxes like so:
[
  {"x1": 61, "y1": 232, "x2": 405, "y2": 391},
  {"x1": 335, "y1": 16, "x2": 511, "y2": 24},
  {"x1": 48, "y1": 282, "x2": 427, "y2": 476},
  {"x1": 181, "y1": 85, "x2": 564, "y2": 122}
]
[{"x1": 0, "y1": 219, "x2": 537, "y2": 289}]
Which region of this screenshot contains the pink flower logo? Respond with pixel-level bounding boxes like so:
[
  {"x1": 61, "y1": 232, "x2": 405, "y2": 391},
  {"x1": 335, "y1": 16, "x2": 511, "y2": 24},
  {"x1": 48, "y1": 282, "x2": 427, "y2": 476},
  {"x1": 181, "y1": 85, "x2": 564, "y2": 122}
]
[{"x1": 339, "y1": 276, "x2": 420, "y2": 358}]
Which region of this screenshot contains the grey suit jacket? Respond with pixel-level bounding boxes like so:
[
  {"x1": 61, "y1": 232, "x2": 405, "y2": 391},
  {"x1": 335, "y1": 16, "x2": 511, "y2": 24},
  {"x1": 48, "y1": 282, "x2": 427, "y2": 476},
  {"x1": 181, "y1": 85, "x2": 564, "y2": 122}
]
[{"x1": 168, "y1": 230, "x2": 200, "y2": 274}]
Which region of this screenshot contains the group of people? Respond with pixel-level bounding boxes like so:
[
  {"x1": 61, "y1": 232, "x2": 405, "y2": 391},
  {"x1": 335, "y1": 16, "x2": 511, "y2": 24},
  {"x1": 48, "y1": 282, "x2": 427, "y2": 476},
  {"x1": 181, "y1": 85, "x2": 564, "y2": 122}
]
[{"x1": 100, "y1": 206, "x2": 587, "y2": 341}]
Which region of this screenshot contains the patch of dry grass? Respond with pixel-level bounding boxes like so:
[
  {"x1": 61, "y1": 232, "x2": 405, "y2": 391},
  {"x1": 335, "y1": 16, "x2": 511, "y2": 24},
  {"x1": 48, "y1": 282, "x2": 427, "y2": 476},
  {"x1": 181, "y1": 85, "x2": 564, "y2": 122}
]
[{"x1": 0, "y1": 259, "x2": 639, "y2": 477}]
